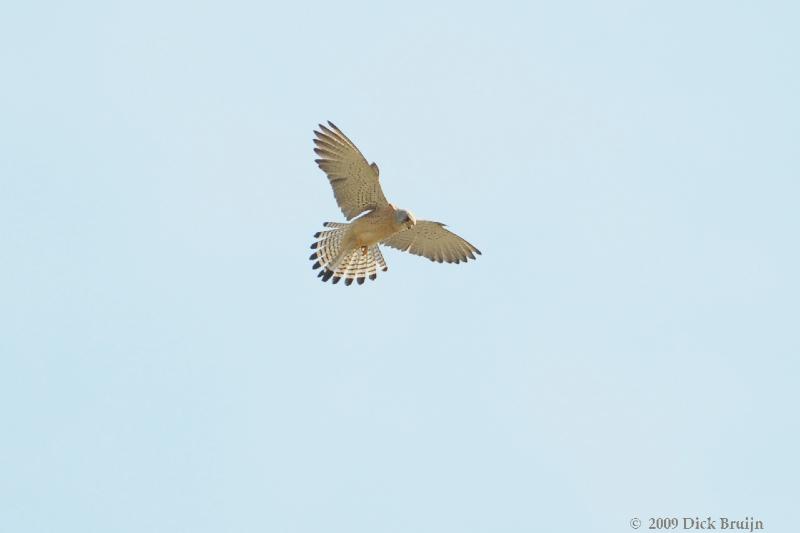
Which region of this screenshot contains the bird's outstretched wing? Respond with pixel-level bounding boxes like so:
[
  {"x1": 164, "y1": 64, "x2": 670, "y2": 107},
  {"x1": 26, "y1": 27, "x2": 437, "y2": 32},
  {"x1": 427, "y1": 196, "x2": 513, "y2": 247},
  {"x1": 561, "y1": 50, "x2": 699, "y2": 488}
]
[
  {"x1": 382, "y1": 221, "x2": 481, "y2": 263},
  {"x1": 313, "y1": 121, "x2": 389, "y2": 220}
]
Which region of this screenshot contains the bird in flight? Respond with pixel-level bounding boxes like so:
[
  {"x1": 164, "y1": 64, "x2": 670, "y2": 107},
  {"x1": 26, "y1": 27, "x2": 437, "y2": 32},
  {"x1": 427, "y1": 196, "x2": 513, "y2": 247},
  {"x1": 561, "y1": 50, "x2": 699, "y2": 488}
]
[{"x1": 309, "y1": 121, "x2": 481, "y2": 285}]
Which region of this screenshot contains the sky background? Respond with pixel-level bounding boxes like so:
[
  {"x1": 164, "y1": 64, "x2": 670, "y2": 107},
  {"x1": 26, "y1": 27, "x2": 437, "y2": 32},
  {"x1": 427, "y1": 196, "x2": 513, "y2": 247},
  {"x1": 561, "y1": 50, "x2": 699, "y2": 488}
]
[{"x1": 2, "y1": 1, "x2": 798, "y2": 532}]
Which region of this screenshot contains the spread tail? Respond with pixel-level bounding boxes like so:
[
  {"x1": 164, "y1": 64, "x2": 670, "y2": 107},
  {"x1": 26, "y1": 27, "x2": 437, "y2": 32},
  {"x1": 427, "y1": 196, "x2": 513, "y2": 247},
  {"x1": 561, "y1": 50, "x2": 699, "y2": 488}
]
[{"x1": 309, "y1": 222, "x2": 388, "y2": 285}]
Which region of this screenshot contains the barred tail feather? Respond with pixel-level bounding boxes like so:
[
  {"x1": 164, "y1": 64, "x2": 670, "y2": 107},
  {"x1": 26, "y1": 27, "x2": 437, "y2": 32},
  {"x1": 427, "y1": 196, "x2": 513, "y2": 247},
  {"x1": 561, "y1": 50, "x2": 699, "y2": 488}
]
[
  {"x1": 309, "y1": 225, "x2": 388, "y2": 285},
  {"x1": 332, "y1": 245, "x2": 387, "y2": 286},
  {"x1": 309, "y1": 222, "x2": 346, "y2": 272}
]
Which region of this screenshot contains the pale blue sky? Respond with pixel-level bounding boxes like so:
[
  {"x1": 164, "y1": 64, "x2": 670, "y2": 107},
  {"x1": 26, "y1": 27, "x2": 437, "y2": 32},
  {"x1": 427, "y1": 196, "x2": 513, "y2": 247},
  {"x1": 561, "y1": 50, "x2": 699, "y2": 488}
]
[{"x1": 2, "y1": 1, "x2": 798, "y2": 532}]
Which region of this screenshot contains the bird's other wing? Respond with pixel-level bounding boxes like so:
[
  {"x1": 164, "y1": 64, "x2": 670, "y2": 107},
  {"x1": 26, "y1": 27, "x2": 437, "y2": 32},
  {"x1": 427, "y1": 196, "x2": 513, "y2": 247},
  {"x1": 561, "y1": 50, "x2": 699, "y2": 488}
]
[
  {"x1": 381, "y1": 220, "x2": 481, "y2": 263},
  {"x1": 313, "y1": 121, "x2": 389, "y2": 220}
]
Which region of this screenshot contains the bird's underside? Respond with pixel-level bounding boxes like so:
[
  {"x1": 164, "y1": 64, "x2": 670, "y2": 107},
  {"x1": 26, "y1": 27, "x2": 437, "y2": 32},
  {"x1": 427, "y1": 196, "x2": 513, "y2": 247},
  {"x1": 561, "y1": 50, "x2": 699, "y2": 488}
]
[{"x1": 310, "y1": 121, "x2": 481, "y2": 285}]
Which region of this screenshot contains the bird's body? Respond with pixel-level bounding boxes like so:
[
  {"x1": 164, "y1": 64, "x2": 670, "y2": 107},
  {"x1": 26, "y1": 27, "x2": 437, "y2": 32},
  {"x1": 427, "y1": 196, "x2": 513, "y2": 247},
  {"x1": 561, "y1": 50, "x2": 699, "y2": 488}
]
[
  {"x1": 345, "y1": 204, "x2": 408, "y2": 251},
  {"x1": 309, "y1": 121, "x2": 480, "y2": 285}
]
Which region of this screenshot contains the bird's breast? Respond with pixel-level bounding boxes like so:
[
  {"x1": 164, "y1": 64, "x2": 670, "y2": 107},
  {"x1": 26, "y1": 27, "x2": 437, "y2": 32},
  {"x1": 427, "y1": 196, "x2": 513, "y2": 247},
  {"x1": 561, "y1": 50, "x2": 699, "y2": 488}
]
[{"x1": 350, "y1": 213, "x2": 398, "y2": 246}]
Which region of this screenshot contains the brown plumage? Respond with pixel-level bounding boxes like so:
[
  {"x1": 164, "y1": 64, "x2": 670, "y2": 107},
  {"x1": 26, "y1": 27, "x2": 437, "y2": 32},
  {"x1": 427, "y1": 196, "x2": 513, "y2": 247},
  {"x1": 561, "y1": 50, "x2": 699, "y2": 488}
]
[{"x1": 310, "y1": 122, "x2": 480, "y2": 284}]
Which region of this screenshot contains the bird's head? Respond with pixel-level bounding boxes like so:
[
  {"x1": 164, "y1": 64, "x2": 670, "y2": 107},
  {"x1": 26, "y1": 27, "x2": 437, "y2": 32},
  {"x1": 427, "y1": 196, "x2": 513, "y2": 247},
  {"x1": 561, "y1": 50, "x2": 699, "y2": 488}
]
[{"x1": 395, "y1": 208, "x2": 417, "y2": 230}]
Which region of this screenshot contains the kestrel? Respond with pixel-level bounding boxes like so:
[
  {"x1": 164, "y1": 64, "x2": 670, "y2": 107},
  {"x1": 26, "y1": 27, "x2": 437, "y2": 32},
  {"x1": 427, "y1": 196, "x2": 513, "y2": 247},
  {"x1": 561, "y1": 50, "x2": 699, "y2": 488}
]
[{"x1": 309, "y1": 121, "x2": 481, "y2": 285}]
